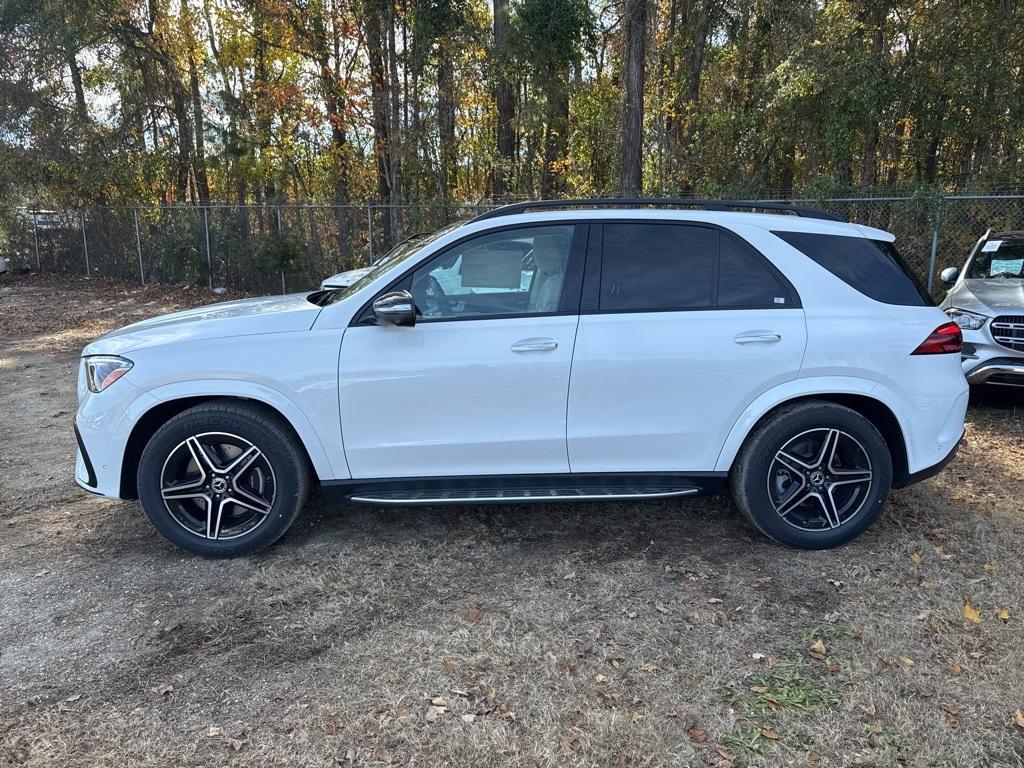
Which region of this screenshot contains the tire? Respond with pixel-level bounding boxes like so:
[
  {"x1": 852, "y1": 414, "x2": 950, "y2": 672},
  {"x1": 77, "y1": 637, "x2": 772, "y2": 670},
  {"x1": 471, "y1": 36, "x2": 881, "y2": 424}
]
[
  {"x1": 137, "y1": 400, "x2": 309, "y2": 557},
  {"x1": 729, "y1": 401, "x2": 893, "y2": 549}
]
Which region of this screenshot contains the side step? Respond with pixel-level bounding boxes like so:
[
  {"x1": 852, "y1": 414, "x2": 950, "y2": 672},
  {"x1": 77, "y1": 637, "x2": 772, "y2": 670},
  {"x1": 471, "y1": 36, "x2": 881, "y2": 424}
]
[{"x1": 349, "y1": 486, "x2": 699, "y2": 505}]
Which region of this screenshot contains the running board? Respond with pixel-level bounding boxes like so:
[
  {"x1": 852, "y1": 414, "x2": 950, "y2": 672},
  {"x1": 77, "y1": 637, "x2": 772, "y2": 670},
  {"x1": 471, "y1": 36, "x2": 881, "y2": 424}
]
[{"x1": 348, "y1": 486, "x2": 700, "y2": 505}]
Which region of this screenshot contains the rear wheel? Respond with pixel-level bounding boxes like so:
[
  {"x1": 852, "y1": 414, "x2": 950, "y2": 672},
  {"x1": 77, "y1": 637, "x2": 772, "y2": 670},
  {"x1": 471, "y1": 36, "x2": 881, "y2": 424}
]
[
  {"x1": 729, "y1": 401, "x2": 893, "y2": 549},
  {"x1": 137, "y1": 401, "x2": 309, "y2": 557}
]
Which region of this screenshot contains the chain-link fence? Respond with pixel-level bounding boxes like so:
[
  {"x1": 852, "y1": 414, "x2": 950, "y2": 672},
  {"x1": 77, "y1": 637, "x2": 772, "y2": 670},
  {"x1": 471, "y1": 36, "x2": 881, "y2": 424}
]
[{"x1": 2, "y1": 195, "x2": 1022, "y2": 298}]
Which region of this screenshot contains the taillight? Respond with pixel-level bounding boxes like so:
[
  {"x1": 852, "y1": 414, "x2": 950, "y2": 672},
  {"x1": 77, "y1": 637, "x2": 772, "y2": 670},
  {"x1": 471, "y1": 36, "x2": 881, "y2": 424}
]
[{"x1": 912, "y1": 321, "x2": 962, "y2": 355}]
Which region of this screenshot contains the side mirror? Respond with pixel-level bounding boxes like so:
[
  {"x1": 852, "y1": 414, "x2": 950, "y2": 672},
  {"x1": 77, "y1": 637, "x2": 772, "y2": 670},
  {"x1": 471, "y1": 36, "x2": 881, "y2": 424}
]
[
  {"x1": 372, "y1": 290, "x2": 416, "y2": 326},
  {"x1": 939, "y1": 266, "x2": 959, "y2": 285}
]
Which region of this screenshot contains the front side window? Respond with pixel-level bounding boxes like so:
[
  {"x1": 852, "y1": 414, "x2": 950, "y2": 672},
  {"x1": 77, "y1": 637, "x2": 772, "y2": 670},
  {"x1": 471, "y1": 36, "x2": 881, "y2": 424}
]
[{"x1": 409, "y1": 225, "x2": 574, "y2": 320}]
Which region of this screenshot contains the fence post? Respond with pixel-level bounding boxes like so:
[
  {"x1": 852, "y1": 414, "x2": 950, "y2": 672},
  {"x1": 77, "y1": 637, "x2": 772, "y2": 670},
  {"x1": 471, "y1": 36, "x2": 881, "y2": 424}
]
[
  {"x1": 31, "y1": 211, "x2": 41, "y2": 271},
  {"x1": 203, "y1": 206, "x2": 213, "y2": 289},
  {"x1": 277, "y1": 205, "x2": 286, "y2": 294},
  {"x1": 927, "y1": 195, "x2": 942, "y2": 293},
  {"x1": 80, "y1": 209, "x2": 90, "y2": 276},
  {"x1": 366, "y1": 202, "x2": 374, "y2": 266},
  {"x1": 133, "y1": 207, "x2": 144, "y2": 284}
]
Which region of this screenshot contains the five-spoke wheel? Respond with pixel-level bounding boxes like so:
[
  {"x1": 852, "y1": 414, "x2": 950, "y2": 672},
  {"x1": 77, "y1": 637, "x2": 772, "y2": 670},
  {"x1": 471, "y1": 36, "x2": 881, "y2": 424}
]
[
  {"x1": 160, "y1": 433, "x2": 277, "y2": 541},
  {"x1": 138, "y1": 401, "x2": 308, "y2": 557},
  {"x1": 767, "y1": 428, "x2": 873, "y2": 531},
  {"x1": 730, "y1": 401, "x2": 892, "y2": 549}
]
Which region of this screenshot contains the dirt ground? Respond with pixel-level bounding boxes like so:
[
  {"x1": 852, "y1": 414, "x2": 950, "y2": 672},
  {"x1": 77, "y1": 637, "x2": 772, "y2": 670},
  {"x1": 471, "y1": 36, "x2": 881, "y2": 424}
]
[{"x1": 1, "y1": 273, "x2": 1022, "y2": 768}]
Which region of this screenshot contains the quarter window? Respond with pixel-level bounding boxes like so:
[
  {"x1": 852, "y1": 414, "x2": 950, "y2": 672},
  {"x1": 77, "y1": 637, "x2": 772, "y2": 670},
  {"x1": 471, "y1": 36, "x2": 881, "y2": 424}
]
[
  {"x1": 409, "y1": 225, "x2": 574, "y2": 320},
  {"x1": 718, "y1": 234, "x2": 791, "y2": 307}
]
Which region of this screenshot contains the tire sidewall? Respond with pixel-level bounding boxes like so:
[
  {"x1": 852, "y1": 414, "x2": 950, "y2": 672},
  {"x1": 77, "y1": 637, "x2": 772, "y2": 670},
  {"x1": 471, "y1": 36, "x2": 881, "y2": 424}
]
[
  {"x1": 138, "y1": 408, "x2": 305, "y2": 557},
  {"x1": 736, "y1": 405, "x2": 893, "y2": 549}
]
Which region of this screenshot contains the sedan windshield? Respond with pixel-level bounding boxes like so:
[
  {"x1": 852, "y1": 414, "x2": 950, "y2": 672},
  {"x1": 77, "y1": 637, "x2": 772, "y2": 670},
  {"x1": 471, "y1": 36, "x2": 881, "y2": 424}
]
[
  {"x1": 966, "y1": 239, "x2": 1024, "y2": 279},
  {"x1": 327, "y1": 222, "x2": 462, "y2": 303}
]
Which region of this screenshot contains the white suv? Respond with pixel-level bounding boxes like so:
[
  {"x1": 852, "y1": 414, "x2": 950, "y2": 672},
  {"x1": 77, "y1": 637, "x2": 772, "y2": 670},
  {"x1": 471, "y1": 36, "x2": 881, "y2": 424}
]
[{"x1": 75, "y1": 200, "x2": 969, "y2": 557}]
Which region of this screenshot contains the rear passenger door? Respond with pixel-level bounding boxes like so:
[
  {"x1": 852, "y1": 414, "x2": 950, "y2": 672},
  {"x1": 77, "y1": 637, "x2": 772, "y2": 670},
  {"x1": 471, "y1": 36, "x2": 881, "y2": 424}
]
[{"x1": 566, "y1": 222, "x2": 807, "y2": 473}]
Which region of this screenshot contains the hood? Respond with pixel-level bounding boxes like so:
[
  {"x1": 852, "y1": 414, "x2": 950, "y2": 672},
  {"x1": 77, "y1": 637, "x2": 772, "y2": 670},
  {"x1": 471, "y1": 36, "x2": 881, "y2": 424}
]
[
  {"x1": 321, "y1": 266, "x2": 373, "y2": 288},
  {"x1": 83, "y1": 293, "x2": 322, "y2": 356},
  {"x1": 948, "y1": 279, "x2": 1024, "y2": 315}
]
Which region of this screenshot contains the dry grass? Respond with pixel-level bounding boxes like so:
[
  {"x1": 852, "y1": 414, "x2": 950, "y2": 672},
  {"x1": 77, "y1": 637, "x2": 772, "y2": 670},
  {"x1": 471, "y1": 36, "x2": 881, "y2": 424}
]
[{"x1": 1, "y1": 273, "x2": 1023, "y2": 768}]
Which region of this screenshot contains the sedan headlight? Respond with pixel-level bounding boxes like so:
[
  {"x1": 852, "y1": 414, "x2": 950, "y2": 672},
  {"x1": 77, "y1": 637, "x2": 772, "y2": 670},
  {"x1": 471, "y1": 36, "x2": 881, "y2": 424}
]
[
  {"x1": 944, "y1": 308, "x2": 988, "y2": 331},
  {"x1": 84, "y1": 355, "x2": 134, "y2": 393}
]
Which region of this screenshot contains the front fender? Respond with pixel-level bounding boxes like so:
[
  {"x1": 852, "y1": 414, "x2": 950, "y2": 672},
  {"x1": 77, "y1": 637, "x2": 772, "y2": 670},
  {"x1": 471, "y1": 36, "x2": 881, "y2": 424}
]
[
  {"x1": 145, "y1": 380, "x2": 346, "y2": 481},
  {"x1": 713, "y1": 376, "x2": 911, "y2": 473}
]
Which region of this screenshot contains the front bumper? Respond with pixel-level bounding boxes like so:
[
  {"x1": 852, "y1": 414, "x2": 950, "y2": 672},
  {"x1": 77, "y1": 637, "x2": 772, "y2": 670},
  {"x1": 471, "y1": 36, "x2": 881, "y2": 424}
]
[
  {"x1": 959, "y1": 326, "x2": 1024, "y2": 387},
  {"x1": 964, "y1": 357, "x2": 1024, "y2": 387}
]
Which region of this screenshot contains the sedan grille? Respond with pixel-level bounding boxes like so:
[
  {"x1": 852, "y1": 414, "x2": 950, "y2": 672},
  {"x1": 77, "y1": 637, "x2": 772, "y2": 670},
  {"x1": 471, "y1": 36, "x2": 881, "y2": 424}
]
[{"x1": 992, "y1": 315, "x2": 1024, "y2": 352}]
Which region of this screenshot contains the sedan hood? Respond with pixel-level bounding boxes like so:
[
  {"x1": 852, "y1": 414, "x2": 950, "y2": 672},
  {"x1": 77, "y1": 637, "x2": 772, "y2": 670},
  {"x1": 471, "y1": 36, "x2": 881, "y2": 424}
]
[
  {"x1": 83, "y1": 293, "x2": 322, "y2": 356},
  {"x1": 949, "y1": 279, "x2": 1024, "y2": 314}
]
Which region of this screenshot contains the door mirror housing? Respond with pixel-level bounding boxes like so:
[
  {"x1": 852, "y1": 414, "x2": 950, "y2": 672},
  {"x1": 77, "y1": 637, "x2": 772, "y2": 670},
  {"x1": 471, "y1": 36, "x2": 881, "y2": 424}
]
[
  {"x1": 372, "y1": 290, "x2": 416, "y2": 326},
  {"x1": 939, "y1": 266, "x2": 959, "y2": 285}
]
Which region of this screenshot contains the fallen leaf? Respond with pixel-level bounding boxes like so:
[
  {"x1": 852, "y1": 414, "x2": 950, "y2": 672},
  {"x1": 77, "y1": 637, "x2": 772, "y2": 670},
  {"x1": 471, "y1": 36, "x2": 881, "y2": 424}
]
[
  {"x1": 151, "y1": 683, "x2": 174, "y2": 696},
  {"x1": 948, "y1": 663, "x2": 963, "y2": 677},
  {"x1": 900, "y1": 657, "x2": 914, "y2": 667},
  {"x1": 594, "y1": 673, "x2": 609, "y2": 684},
  {"x1": 688, "y1": 726, "x2": 708, "y2": 743},
  {"x1": 563, "y1": 571, "x2": 576, "y2": 580},
  {"x1": 963, "y1": 601, "x2": 982, "y2": 623},
  {"x1": 63, "y1": 693, "x2": 82, "y2": 703},
  {"x1": 569, "y1": 711, "x2": 585, "y2": 727},
  {"x1": 430, "y1": 697, "x2": 447, "y2": 707},
  {"x1": 324, "y1": 724, "x2": 338, "y2": 736},
  {"x1": 944, "y1": 705, "x2": 960, "y2": 716},
  {"x1": 997, "y1": 609, "x2": 1010, "y2": 622},
  {"x1": 751, "y1": 653, "x2": 766, "y2": 661},
  {"x1": 1013, "y1": 709, "x2": 1024, "y2": 729},
  {"x1": 707, "y1": 598, "x2": 723, "y2": 605},
  {"x1": 228, "y1": 737, "x2": 246, "y2": 752},
  {"x1": 910, "y1": 552, "x2": 923, "y2": 564},
  {"x1": 983, "y1": 563, "x2": 996, "y2": 573},
  {"x1": 655, "y1": 602, "x2": 670, "y2": 614},
  {"x1": 808, "y1": 639, "x2": 827, "y2": 659},
  {"x1": 761, "y1": 728, "x2": 780, "y2": 740},
  {"x1": 207, "y1": 726, "x2": 223, "y2": 737},
  {"x1": 466, "y1": 605, "x2": 482, "y2": 623},
  {"x1": 750, "y1": 685, "x2": 768, "y2": 694},
  {"x1": 461, "y1": 714, "x2": 476, "y2": 723}
]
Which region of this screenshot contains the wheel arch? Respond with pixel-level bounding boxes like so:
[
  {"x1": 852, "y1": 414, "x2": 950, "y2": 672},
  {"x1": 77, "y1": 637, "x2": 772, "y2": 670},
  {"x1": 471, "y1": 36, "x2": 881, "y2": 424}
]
[
  {"x1": 715, "y1": 382, "x2": 910, "y2": 487},
  {"x1": 119, "y1": 391, "x2": 337, "y2": 499}
]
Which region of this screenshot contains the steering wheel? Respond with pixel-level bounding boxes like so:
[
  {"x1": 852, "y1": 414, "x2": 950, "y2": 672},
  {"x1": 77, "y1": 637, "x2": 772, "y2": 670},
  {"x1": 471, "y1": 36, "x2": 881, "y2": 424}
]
[{"x1": 412, "y1": 273, "x2": 453, "y2": 316}]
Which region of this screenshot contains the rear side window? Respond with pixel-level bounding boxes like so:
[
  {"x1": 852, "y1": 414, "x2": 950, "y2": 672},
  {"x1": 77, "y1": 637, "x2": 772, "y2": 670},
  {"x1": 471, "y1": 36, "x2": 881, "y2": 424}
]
[
  {"x1": 774, "y1": 231, "x2": 932, "y2": 306},
  {"x1": 600, "y1": 224, "x2": 715, "y2": 310},
  {"x1": 599, "y1": 223, "x2": 795, "y2": 311}
]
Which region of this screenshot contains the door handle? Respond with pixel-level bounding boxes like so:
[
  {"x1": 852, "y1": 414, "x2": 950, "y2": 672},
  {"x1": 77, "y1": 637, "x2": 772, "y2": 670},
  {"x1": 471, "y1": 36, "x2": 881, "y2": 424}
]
[
  {"x1": 734, "y1": 332, "x2": 782, "y2": 344},
  {"x1": 511, "y1": 337, "x2": 558, "y2": 352}
]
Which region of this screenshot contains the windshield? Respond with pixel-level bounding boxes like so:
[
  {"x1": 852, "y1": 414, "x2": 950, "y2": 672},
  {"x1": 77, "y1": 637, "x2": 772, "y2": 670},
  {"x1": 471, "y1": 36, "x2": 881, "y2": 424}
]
[
  {"x1": 966, "y1": 239, "x2": 1024, "y2": 279},
  {"x1": 326, "y1": 223, "x2": 462, "y2": 303}
]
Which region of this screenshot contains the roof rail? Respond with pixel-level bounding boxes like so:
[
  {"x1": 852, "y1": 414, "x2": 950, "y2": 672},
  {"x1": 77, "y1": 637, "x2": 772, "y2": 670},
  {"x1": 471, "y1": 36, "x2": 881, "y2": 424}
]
[{"x1": 469, "y1": 198, "x2": 845, "y2": 223}]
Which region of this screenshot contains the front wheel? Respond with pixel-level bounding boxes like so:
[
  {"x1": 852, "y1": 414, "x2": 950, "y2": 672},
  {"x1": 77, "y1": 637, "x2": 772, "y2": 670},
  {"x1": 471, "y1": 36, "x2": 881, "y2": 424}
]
[
  {"x1": 729, "y1": 401, "x2": 893, "y2": 549},
  {"x1": 137, "y1": 401, "x2": 309, "y2": 557}
]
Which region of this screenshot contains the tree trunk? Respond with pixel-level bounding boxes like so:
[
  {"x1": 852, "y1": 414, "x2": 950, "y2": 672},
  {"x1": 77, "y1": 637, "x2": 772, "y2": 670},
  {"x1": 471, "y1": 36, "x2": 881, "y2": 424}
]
[
  {"x1": 541, "y1": 67, "x2": 569, "y2": 198},
  {"x1": 189, "y1": 53, "x2": 211, "y2": 205},
  {"x1": 437, "y1": 53, "x2": 457, "y2": 200},
  {"x1": 493, "y1": 0, "x2": 515, "y2": 199},
  {"x1": 619, "y1": 0, "x2": 647, "y2": 196},
  {"x1": 365, "y1": 8, "x2": 392, "y2": 251}
]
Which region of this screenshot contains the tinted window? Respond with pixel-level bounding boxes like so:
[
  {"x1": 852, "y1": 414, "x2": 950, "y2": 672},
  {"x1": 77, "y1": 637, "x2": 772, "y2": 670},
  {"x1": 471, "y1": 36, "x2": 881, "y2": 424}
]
[
  {"x1": 718, "y1": 234, "x2": 790, "y2": 307},
  {"x1": 600, "y1": 224, "x2": 715, "y2": 310},
  {"x1": 410, "y1": 225, "x2": 574, "y2": 319},
  {"x1": 774, "y1": 231, "x2": 931, "y2": 306}
]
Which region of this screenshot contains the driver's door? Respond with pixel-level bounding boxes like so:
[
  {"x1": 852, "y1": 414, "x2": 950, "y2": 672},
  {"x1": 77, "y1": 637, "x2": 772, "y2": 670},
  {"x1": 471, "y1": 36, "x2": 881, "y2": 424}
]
[{"x1": 338, "y1": 223, "x2": 586, "y2": 479}]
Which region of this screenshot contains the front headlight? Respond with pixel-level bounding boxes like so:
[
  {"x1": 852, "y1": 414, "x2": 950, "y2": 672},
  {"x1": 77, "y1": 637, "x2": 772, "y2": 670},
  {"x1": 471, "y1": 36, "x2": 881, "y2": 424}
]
[
  {"x1": 944, "y1": 308, "x2": 988, "y2": 331},
  {"x1": 83, "y1": 355, "x2": 134, "y2": 393}
]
